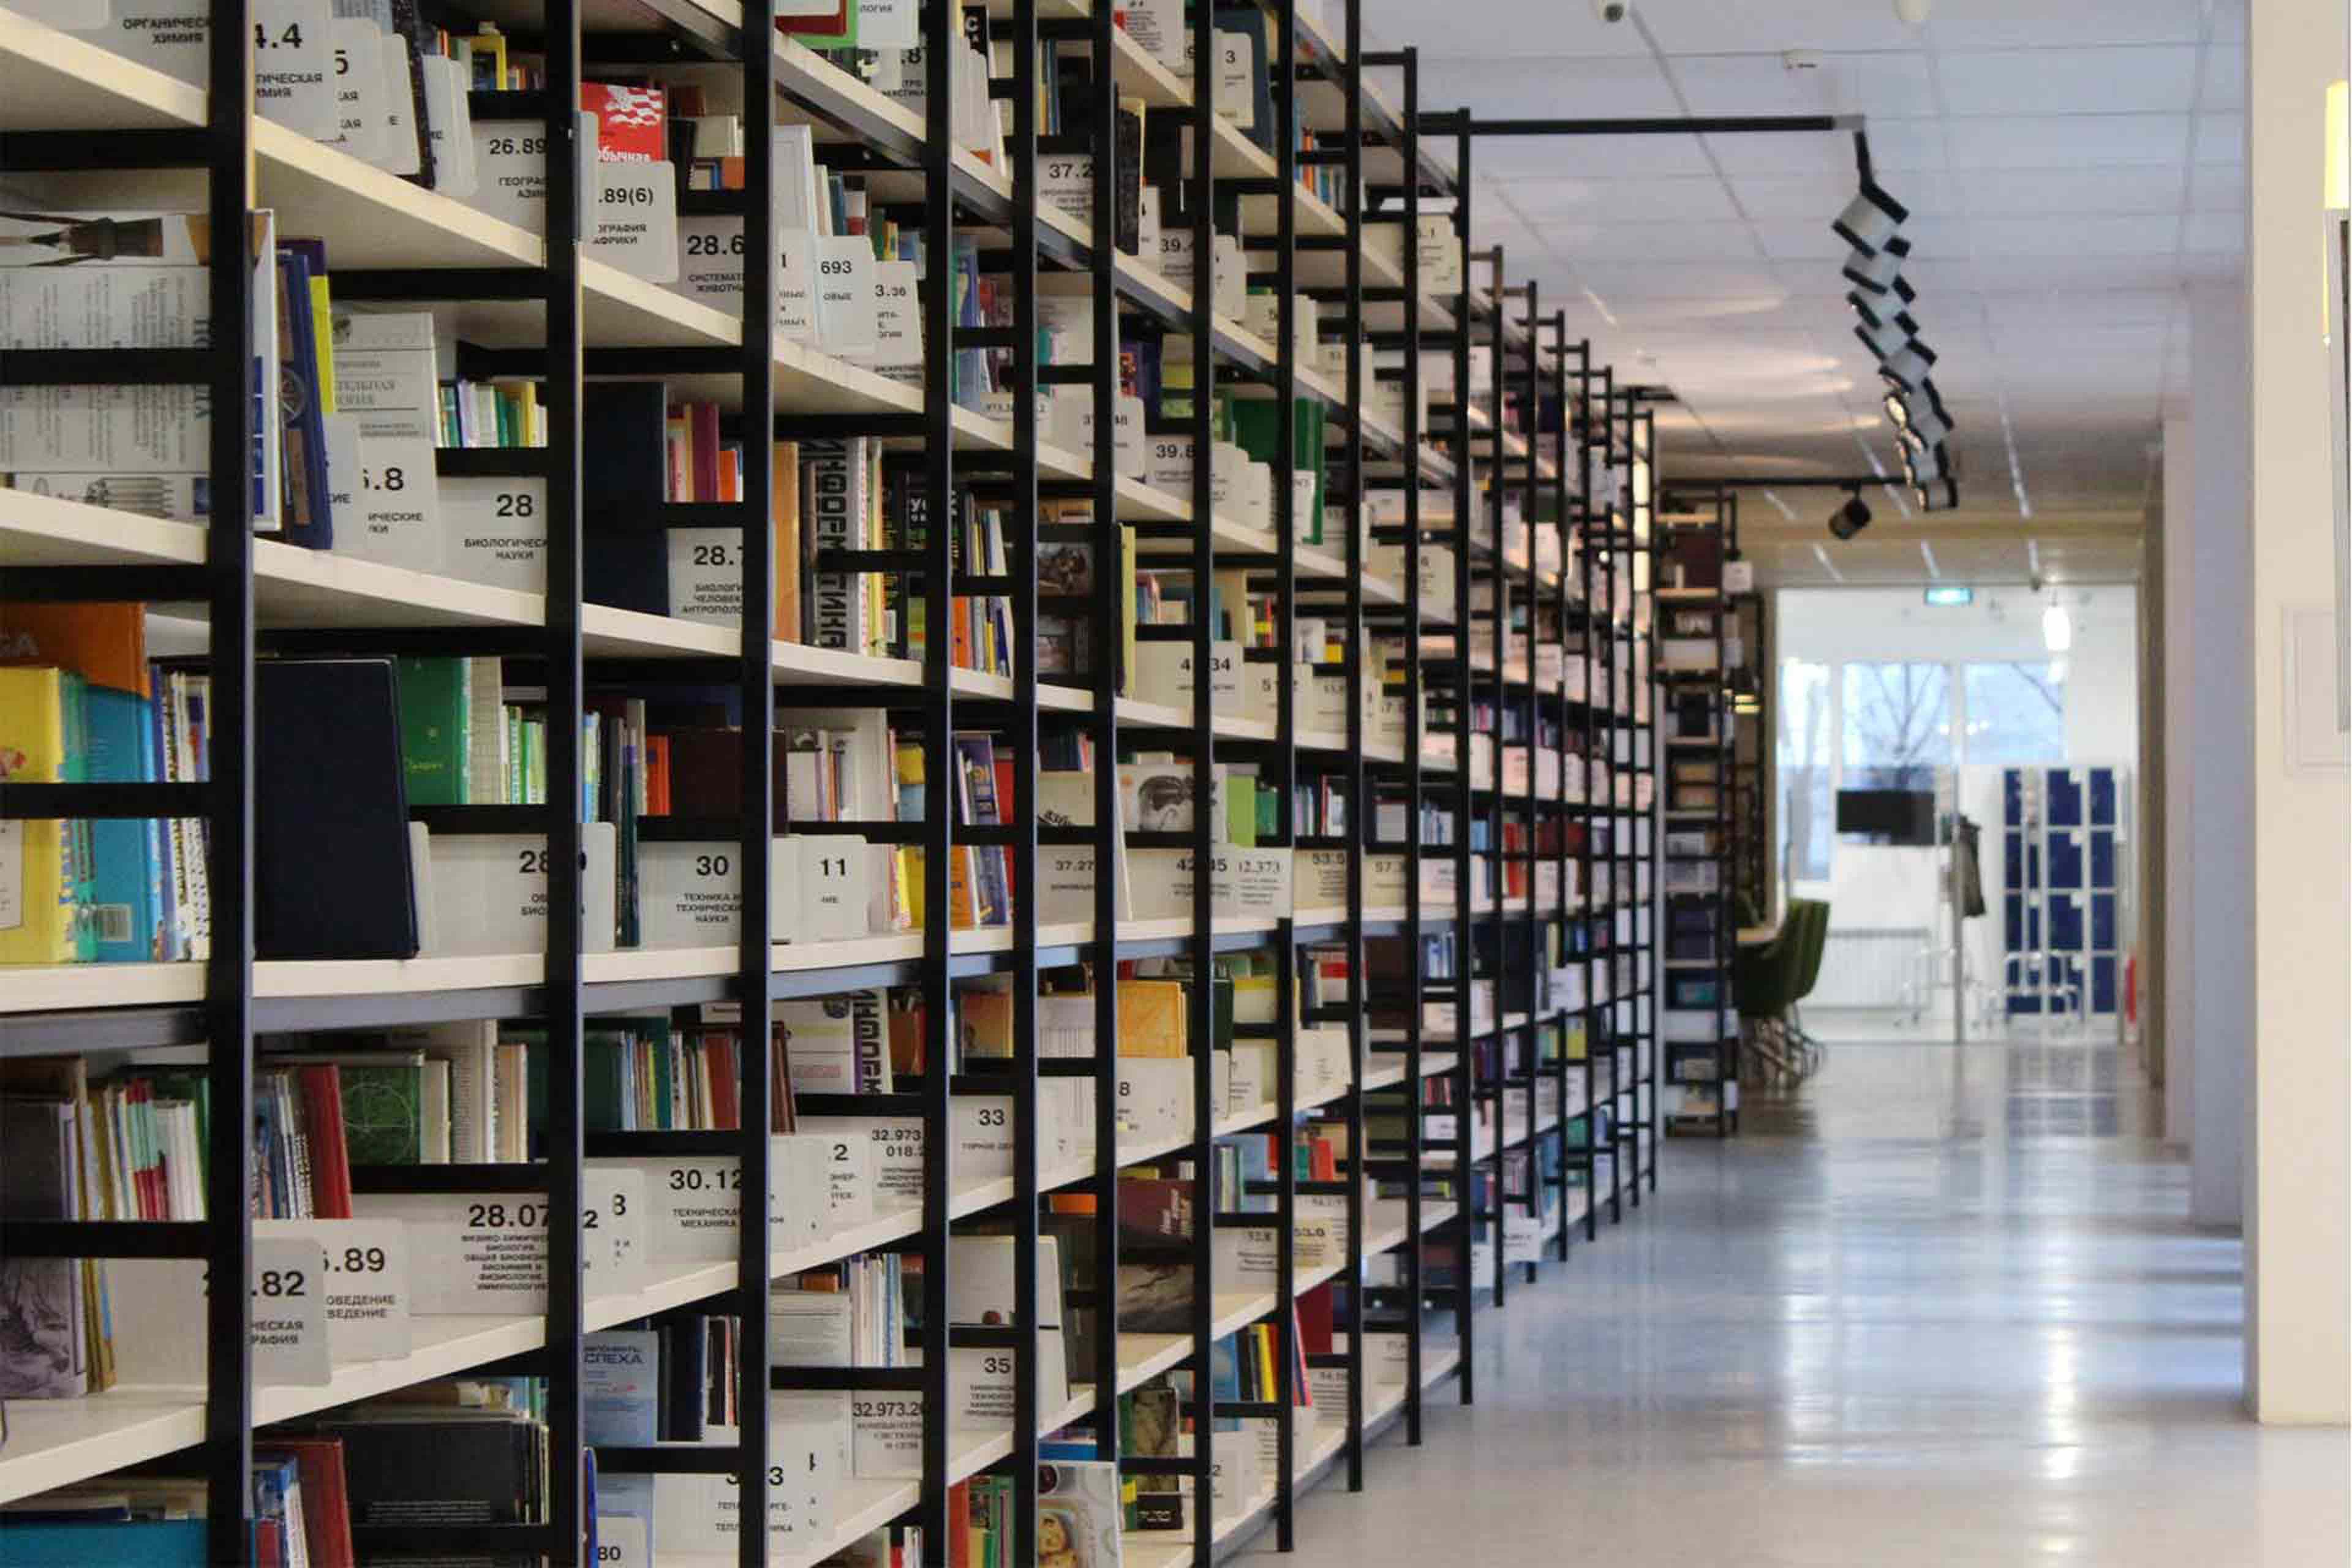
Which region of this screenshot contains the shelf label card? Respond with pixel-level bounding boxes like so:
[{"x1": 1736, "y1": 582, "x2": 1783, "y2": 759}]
[
  {"x1": 426, "y1": 826, "x2": 617, "y2": 956},
  {"x1": 859, "y1": 0, "x2": 919, "y2": 48},
  {"x1": 439, "y1": 476, "x2": 549, "y2": 592},
  {"x1": 470, "y1": 119, "x2": 559, "y2": 230},
  {"x1": 107, "y1": 1237, "x2": 331, "y2": 1387},
  {"x1": 584, "y1": 1166, "x2": 647, "y2": 1296},
  {"x1": 1126, "y1": 0, "x2": 1186, "y2": 72},
  {"x1": 594, "y1": 1513, "x2": 648, "y2": 1568},
  {"x1": 625, "y1": 1137, "x2": 833, "y2": 1265},
  {"x1": 253, "y1": 1, "x2": 338, "y2": 141},
  {"x1": 591, "y1": 160, "x2": 680, "y2": 282},
  {"x1": 866, "y1": 259, "x2": 923, "y2": 379},
  {"x1": 256, "y1": 1218, "x2": 411, "y2": 1363},
  {"x1": 352, "y1": 1170, "x2": 633, "y2": 1315},
  {"x1": 1040, "y1": 152, "x2": 1092, "y2": 223},
  {"x1": 324, "y1": 18, "x2": 388, "y2": 164},
  {"x1": 325, "y1": 422, "x2": 445, "y2": 576},
  {"x1": 814, "y1": 236, "x2": 878, "y2": 355}
]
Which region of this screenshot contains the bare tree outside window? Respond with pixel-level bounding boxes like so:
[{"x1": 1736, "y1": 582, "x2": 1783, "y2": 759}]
[
  {"x1": 1842, "y1": 662, "x2": 1953, "y2": 788},
  {"x1": 1964, "y1": 661, "x2": 2068, "y2": 764}
]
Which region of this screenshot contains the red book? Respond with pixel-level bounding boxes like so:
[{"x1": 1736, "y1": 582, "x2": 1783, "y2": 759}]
[
  {"x1": 1296, "y1": 1281, "x2": 1334, "y2": 1355},
  {"x1": 295, "y1": 1065, "x2": 354, "y2": 1219},
  {"x1": 704, "y1": 1031, "x2": 741, "y2": 1131},
  {"x1": 947, "y1": 1481, "x2": 971, "y2": 1568},
  {"x1": 690, "y1": 402, "x2": 722, "y2": 505},
  {"x1": 776, "y1": 0, "x2": 851, "y2": 40},
  {"x1": 581, "y1": 81, "x2": 668, "y2": 163},
  {"x1": 265, "y1": 1438, "x2": 355, "y2": 1568}
]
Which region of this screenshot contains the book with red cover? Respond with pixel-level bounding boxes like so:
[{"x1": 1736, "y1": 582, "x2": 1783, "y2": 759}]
[
  {"x1": 581, "y1": 81, "x2": 669, "y2": 163},
  {"x1": 1295, "y1": 1282, "x2": 1334, "y2": 1355},
  {"x1": 294, "y1": 1065, "x2": 354, "y2": 1219},
  {"x1": 265, "y1": 1437, "x2": 356, "y2": 1568}
]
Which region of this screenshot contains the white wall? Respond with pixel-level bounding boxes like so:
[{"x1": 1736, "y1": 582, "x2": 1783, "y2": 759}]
[
  {"x1": 2160, "y1": 416, "x2": 2195, "y2": 1150},
  {"x1": 2242, "y1": 0, "x2": 2351, "y2": 1425}
]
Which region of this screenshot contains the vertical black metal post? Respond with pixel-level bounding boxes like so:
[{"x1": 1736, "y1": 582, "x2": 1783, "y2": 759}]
[
  {"x1": 1187, "y1": 0, "x2": 1217, "y2": 1557},
  {"x1": 737, "y1": 5, "x2": 778, "y2": 1559},
  {"x1": 542, "y1": 2, "x2": 589, "y2": 1557},
  {"x1": 202, "y1": 3, "x2": 257, "y2": 1558},
  {"x1": 1085, "y1": 0, "x2": 1123, "y2": 1482},
  {"x1": 1009, "y1": 0, "x2": 1043, "y2": 1557},
  {"x1": 1449, "y1": 110, "x2": 1475, "y2": 1406},
  {"x1": 921, "y1": 0, "x2": 957, "y2": 1556},
  {"x1": 1398, "y1": 44, "x2": 1427, "y2": 1447},
  {"x1": 1516, "y1": 280, "x2": 1539, "y2": 1285},
  {"x1": 1485, "y1": 252, "x2": 1507, "y2": 1311},
  {"x1": 1273, "y1": 0, "x2": 1302, "y2": 1546},
  {"x1": 1340, "y1": 0, "x2": 1370, "y2": 1496}
]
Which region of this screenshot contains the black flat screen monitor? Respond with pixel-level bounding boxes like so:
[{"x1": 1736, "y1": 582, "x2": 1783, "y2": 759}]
[{"x1": 1836, "y1": 788, "x2": 1936, "y2": 846}]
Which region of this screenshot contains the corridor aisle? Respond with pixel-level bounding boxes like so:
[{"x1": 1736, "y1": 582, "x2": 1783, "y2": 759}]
[{"x1": 1243, "y1": 1040, "x2": 2348, "y2": 1567}]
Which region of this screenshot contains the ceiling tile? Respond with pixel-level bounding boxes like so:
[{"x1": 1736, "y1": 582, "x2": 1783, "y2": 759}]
[
  {"x1": 2193, "y1": 111, "x2": 2245, "y2": 164},
  {"x1": 2198, "y1": 45, "x2": 2247, "y2": 111},
  {"x1": 1934, "y1": 47, "x2": 2201, "y2": 116},
  {"x1": 1664, "y1": 53, "x2": 1938, "y2": 120},
  {"x1": 1468, "y1": 134, "x2": 1717, "y2": 182},
  {"x1": 1920, "y1": 0, "x2": 2209, "y2": 49},
  {"x1": 1637, "y1": 1, "x2": 1926, "y2": 54},
  {"x1": 1572, "y1": 260, "x2": 1790, "y2": 300},
  {"x1": 1855, "y1": 118, "x2": 1952, "y2": 173},
  {"x1": 1942, "y1": 113, "x2": 2192, "y2": 170},
  {"x1": 1420, "y1": 56, "x2": 1681, "y2": 118},
  {"x1": 1951, "y1": 166, "x2": 2187, "y2": 217},
  {"x1": 1978, "y1": 288, "x2": 2177, "y2": 328},
  {"x1": 1508, "y1": 175, "x2": 1741, "y2": 223},
  {"x1": 1520, "y1": 220, "x2": 1764, "y2": 263},
  {"x1": 1956, "y1": 213, "x2": 2186, "y2": 257},
  {"x1": 2179, "y1": 210, "x2": 2245, "y2": 254},
  {"x1": 1360, "y1": 0, "x2": 1649, "y2": 58},
  {"x1": 2189, "y1": 161, "x2": 2246, "y2": 211},
  {"x1": 1700, "y1": 128, "x2": 1856, "y2": 176}
]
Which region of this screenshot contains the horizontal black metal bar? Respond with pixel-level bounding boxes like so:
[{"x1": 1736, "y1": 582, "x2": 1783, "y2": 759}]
[
  {"x1": 437, "y1": 448, "x2": 549, "y2": 478},
  {"x1": 0, "y1": 782, "x2": 208, "y2": 819},
  {"x1": 949, "y1": 1325, "x2": 1022, "y2": 1349},
  {"x1": 352, "y1": 1525, "x2": 560, "y2": 1553},
  {"x1": 794, "y1": 1093, "x2": 925, "y2": 1118},
  {"x1": 771, "y1": 1366, "x2": 925, "y2": 1392},
  {"x1": 0, "y1": 1219, "x2": 211, "y2": 1259},
  {"x1": 582, "y1": 1129, "x2": 745, "y2": 1157},
  {"x1": 1466, "y1": 113, "x2": 1851, "y2": 137},
  {"x1": 2, "y1": 349, "x2": 212, "y2": 386},
  {"x1": 409, "y1": 804, "x2": 556, "y2": 835},
  {"x1": 594, "y1": 1445, "x2": 744, "y2": 1473},
  {"x1": 333, "y1": 268, "x2": 548, "y2": 303},
  {"x1": 469, "y1": 90, "x2": 554, "y2": 119},
  {"x1": 346, "y1": 1164, "x2": 549, "y2": 1194},
  {"x1": 0, "y1": 129, "x2": 211, "y2": 170},
  {"x1": 1216, "y1": 1401, "x2": 1283, "y2": 1419},
  {"x1": 1118, "y1": 1457, "x2": 1200, "y2": 1477},
  {"x1": 0, "y1": 564, "x2": 211, "y2": 603}
]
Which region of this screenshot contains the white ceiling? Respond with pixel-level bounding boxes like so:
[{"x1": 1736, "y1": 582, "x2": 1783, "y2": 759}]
[{"x1": 1363, "y1": 0, "x2": 2248, "y2": 584}]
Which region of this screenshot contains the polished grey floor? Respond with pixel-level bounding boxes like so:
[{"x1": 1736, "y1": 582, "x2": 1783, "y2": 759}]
[{"x1": 1246, "y1": 1039, "x2": 2350, "y2": 1566}]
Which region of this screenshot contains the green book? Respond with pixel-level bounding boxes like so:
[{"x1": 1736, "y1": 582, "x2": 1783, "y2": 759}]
[
  {"x1": 1229, "y1": 398, "x2": 1327, "y2": 541},
  {"x1": 584, "y1": 1032, "x2": 628, "y2": 1133},
  {"x1": 395, "y1": 657, "x2": 470, "y2": 807},
  {"x1": 1225, "y1": 776, "x2": 1256, "y2": 848}
]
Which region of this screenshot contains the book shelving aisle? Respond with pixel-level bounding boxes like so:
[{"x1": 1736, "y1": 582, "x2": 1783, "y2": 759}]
[
  {"x1": 1654, "y1": 487, "x2": 1738, "y2": 1137},
  {"x1": 0, "y1": 3, "x2": 1664, "y2": 1561}
]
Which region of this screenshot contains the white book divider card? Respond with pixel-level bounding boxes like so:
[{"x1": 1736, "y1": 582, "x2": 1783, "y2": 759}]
[
  {"x1": 423, "y1": 823, "x2": 619, "y2": 956},
  {"x1": 1117, "y1": 1053, "x2": 1224, "y2": 1144},
  {"x1": 349, "y1": 1167, "x2": 641, "y2": 1316},
  {"x1": 326, "y1": 307, "x2": 451, "y2": 576},
  {"x1": 105, "y1": 1229, "x2": 406, "y2": 1389},
  {"x1": 796, "y1": 1099, "x2": 1019, "y2": 1216},
  {"x1": 1226, "y1": 1041, "x2": 1275, "y2": 1117},
  {"x1": 1124, "y1": 845, "x2": 1291, "y2": 924},
  {"x1": 637, "y1": 835, "x2": 873, "y2": 949},
  {"x1": 468, "y1": 105, "x2": 676, "y2": 281},
  {"x1": 652, "y1": 1396, "x2": 846, "y2": 1556},
  {"x1": 591, "y1": 1134, "x2": 837, "y2": 1267},
  {"x1": 1129, "y1": 639, "x2": 1245, "y2": 715}
]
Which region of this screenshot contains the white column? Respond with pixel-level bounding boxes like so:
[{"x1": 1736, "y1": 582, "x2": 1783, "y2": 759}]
[
  {"x1": 2244, "y1": 0, "x2": 2351, "y2": 1425},
  {"x1": 2159, "y1": 417, "x2": 2195, "y2": 1149},
  {"x1": 2187, "y1": 284, "x2": 2252, "y2": 1231}
]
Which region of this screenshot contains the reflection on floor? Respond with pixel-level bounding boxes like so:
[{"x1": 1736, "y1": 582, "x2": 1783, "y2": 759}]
[{"x1": 1242, "y1": 1036, "x2": 2350, "y2": 1567}]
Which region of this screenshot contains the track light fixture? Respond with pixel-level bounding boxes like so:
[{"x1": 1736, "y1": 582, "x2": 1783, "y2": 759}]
[
  {"x1": 1842, "y1": 235, "x2": 1910, "y2": 295},
  {"x1": 1901, "y1": 437, "x2": 1949, "y2": 487},
  {"x1": 1831, "y1": 178, "x2": 1910, "y2": 255},
  {"x1": 1826, "y1": 489, "x2": 1872, "y2": 540},
  {"x1": 1878, "y1": 337, "x2": 1937, "y2": 391},
  {"x1": 1900, "y1": 399, "x2": 1954, "y2": 449}
]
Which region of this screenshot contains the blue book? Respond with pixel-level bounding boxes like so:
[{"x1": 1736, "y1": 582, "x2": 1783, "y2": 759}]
[
  {"x1": 1207, "y1": 1333, "x2": 1243, "y2": 1432},
  {"x1": 0, "y1": 1518, "x2": 207, "y2": 1566},
  {"x1": 84, "y1": 686, "x2": 162, "y2": 963},
  {"x1": 582, "y1": 1329, "x2": 662, "y2": 1446},
  {"x1": 598, "y1": 1472, "x2": 655, "y2": 1566}
]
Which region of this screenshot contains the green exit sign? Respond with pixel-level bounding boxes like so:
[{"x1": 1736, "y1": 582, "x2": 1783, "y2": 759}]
[{"x1": 1923, "y1": 586, "x2": 1974, "y2": 606}]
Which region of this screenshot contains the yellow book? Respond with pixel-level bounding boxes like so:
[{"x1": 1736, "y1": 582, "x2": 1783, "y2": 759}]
[
  {"x1": 1118, "y1": 524, "x2": 1137, "y2": 695},
  {"x1": 309, "y1": 274, "x2": 336, "y2": 414},
  {"x1": 0, "y1": 665, "x2": 75, "y2": 963},
  {"x1": 1117, "y1": 980, "x2": 1188, "y2": 1057}
]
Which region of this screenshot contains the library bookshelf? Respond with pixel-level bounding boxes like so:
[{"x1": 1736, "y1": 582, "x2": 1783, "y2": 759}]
[{"x1": 0, "y1": 2, "x2": 1664, "y2": 1562}]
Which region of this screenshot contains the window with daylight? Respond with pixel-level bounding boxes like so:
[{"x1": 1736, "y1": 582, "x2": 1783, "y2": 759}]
[
  {"x1": 1777, "y1": 658, "x2": 1834, "y2": 882},
  {"x1": 1841, "y1": 661, "x2": 1952, "y2": 790},
  {"x1": 1962, "y1": 660, "x2": 2068, "y2": 764}
]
